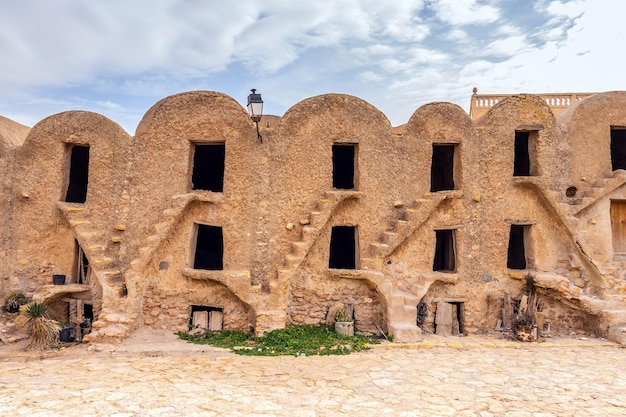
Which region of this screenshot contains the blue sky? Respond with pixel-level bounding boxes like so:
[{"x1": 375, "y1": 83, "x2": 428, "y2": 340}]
[{"x1": 0, "y1": 0, "x2": 623, "y2": 134}]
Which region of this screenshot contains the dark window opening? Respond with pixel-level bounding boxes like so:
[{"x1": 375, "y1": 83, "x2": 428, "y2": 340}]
[
  {"x1": 65, "y1": 145, "x2": 89, "y2": 203},
  {"x1": 329, "y1": 226, "x2": 357, "y2": 269},
  {"x1": 75, "y1": 241, "x2": 90, "y2": 284},
  {"x1": 433, "y1": 230, "x2": 456, "y2": 272},
  {"x1": 190, "y1": 305, "x2": 223, "y2": 331},
  {"x1": 193, "y1": 225, "x2": 223, "y2": 270},
  {"x1": 514, "y1": 131, "x2": 531, "y2": 176},
  {"x1": 507, "y1": 225, "x2": 527, "y2": 269},
  {"x1": 431, "y1": 145, "x2": 455, "y2": 192},
  {"x1": 611, "y1": 128, "x2": 626, "y2": 171},
  {"x1": 83, "y1": 304, "x2": 94, "y2": 322},
  {"x1": 192, "y1": 143, "x2": 225, "y2": 192},
  {"x1": 332, "y1": 144, "x2": 356, "y2": 190}
]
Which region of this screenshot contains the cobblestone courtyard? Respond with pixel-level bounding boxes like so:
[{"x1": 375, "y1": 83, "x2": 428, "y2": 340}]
[{"x1": 1, "y1": 331, "x2": 625, "y2": 416}]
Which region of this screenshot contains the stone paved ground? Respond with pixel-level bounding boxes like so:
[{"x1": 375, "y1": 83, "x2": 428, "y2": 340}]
[{"x1": 1, "y1": 330, "x2": 625, "y2": 417}]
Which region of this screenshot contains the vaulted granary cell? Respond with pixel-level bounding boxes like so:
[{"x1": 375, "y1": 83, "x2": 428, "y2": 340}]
[
  {"x1": 507, "y1": 224, "x2": 528, "y2": 269},
  {"x1": 329, "y1": 226, "x2": 357, "y2": 269},
  {"x1": 193, "y1": 224, "x2": 224, "y2": 270},
  {"x1": 332, "y1": 144, "x2": 356, "y2": 190},
  {"x1": 191, "y1": 143, "x2": 225, "y2": 192},
  {"x1": 433, "y1": 229, "x2": 456, "y2": 272},
  {"x1": 64, "y1": 144, "x2": 89, "y2": 203},
  {"x1": 430, "y1": 144, "x2": 455, "y2": 192},
  {"x1": 610, "y1": 127, "x2": 626, "y2": 171}
]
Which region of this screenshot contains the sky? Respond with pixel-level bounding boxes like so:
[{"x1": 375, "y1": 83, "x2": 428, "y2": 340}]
[{"x1": 0, "y1": 0, "x2": 623, "y2": 134}]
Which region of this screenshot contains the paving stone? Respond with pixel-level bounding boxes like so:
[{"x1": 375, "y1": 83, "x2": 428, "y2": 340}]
[{"x1": 1, "y1": 334, "x2": 625, "y2": 415}]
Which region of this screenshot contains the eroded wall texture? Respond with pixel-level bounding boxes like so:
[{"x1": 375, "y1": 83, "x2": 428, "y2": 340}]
[{"x1": 2, "y1": 91, "x2": 626, "y2": 344}]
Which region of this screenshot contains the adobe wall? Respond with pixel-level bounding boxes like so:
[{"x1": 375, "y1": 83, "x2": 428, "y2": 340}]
[
  {"x1": 7, "y1": 112, "x2": 129, "y2": 300},
  {"x1": 2, "y1": 90, "x2": 626, "y2": 344}
]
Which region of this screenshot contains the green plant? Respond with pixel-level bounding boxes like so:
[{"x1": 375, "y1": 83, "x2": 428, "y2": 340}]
[
  {"x1": 333, "y1": 309, "x2": 350, "y2": 322},
  {"x1": 178, "y1": 324, "x2": 379, "y2": 356},
  {"x1": 22, "y1": 302, "x2": 59, "y2": 350},
  {"x1": 6, "y1": 291, "x2": 27, "y2": 310}
]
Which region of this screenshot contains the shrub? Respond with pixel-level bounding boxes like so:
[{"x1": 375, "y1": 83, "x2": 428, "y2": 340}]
[
  {"x1": 22, "y1": 302, "x2": 60, "y2": 350},
  {"x1": 178, "y1": 324, "x2": 379, "y2": 356}
]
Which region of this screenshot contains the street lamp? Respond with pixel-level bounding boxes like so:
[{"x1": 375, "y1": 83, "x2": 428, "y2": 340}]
[{"x1": 247, "y1": 89, "x2": 263, "y2": 142}]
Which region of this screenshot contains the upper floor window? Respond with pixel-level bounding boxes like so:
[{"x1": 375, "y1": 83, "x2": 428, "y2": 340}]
[
  {"x1": 611, "y1": 127, "x2": 626, "y2": 171},
  {"x1": 513, "y1": 130, "x2": 539, "y2": 177},
  {"x1": 507, "y1": 224, "x2": 530, "y2": 269},
  {"x1": 193, "y1": 224, "x2": 223, "y2": 270},
  {"x1": 191, "y1": 143, "x2": 225, "y2": 192},
  {"x1": 65, "y1": 144, "x2": 89, "y2": 203},
  {"x1": 433, "y1": 229, "x2": 456, "y2": 272},
  {"x1": 329, "y1": 225, "x2": 358, "y2": 269},
  {"x1": 332, "y1": 143, "x2": 357, "y2": 190},
  {"x1": 431, "y1": 144, "x2": 456, "y2": 192}
]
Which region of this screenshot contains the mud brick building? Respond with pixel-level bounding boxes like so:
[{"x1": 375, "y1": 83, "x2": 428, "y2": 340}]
[{"x1": 1, "y1": 90, "x2": 625, "y2": 344}]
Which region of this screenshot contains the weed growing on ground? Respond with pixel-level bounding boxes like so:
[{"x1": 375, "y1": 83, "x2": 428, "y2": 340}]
[{"x1": 177, "y1": 324, "x2": 379, "y2": 356}]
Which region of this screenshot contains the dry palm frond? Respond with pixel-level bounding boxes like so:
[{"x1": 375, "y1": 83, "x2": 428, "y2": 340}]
[
  {"x1": 26, "y1": 317, "x2": 60, "y2": 350},
  {"x1": 22, "y1": 302, "x2": 60, "y2": 350}
]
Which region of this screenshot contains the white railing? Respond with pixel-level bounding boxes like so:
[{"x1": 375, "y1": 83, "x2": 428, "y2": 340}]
[{"x1": 469, "y1": 90, "x2": 594, "y2": 119}]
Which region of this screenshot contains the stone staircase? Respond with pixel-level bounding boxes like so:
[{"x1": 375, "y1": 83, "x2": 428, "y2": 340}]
[
  {"x1": 57, "y1": 202, "x2": 133, "y2": 343},
  {"x1": 571, "y1": 170, "x2": 626, "y2": 215},
  {"x1": 263, "y1": 191, "x2": 361, "y2": 334},
  {"x1": 129, "y1": 193, "x2": 220, "y2": 274},
  {"x1": 357, "y1": 192, "x2": 461, "y2": 342},
  {"x1": 279, "y1": 190, "x2": 361, "y2": 279},
  {"x1": 365, "y1": 191, "x2": 460, "y2": 263}
]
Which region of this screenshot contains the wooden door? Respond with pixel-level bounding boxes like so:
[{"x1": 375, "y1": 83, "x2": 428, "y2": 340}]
[{"x1": 611, "y1": 201, "x2": 626, "y2": 253}]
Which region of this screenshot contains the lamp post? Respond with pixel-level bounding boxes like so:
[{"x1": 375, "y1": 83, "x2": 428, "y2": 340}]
[{"x1": 247, "y1": 89, "x2": 263, "y2": 142}]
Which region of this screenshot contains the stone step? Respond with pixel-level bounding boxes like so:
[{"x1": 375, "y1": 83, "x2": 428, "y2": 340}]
[
  {"x1": 101, "y1": 269, "x2": 124, "y2": 283},
  {"x1": 302, "y1": 225, "x2": 316, "y2": 240},
  {"x1": 383, "y1": 231, "x2": 398, "y2": 244},
  {"x1": 310, "y1": 211, "x2": 324, "y2": 227},
  {"x1": 599, "y1": 309, "x2": 626, "y2": 323},
  {"x1": 360, "y1": 257, "x2": 384, "y2": 270},
  {"x1": 284, "y1": 254, "x2": 300, "y2": 269},
  {"x1": 83, "y1": 323, "x2": 130, "y2": 343},
  {"x1": 316, "y1": 199, "x2": 332, "y2": 211},
  {"x1": 394, "y1": 220, "x2": 410, "y2": 234},
  {"x1": 99, "y1": 312, "x2": 134, "y2": 325},
  {"x1": 70, "y1": 219, "x2": 91, "y2": 227},
  {"x1": 291, "y1": 241, "x2": 308, "y2": 257},
  {"x1": 607, "y1": 325, "x2": 626, "y2": 345},
  {"x1": 369, "y1": 242, "x2": 389, "y2": 257},
  {"x1": 388, "y1": 323, "x2": 422, "y2": 343}
]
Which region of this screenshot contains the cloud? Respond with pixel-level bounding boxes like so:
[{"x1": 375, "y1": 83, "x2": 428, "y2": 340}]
[
  {"x1": 1, "y1": 0, "x2": 626, "y2": 133},
  {"x1": 96, "y1": 101, "x2": 121, "y2": 110},
  {"x1": 430, "y1": 0, "x2": 500, "y2": 26}
]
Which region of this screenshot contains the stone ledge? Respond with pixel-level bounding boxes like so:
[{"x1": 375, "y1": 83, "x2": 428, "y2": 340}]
[{"x1": 32, "y1": 284, "x2": 92, "y2": 303}]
